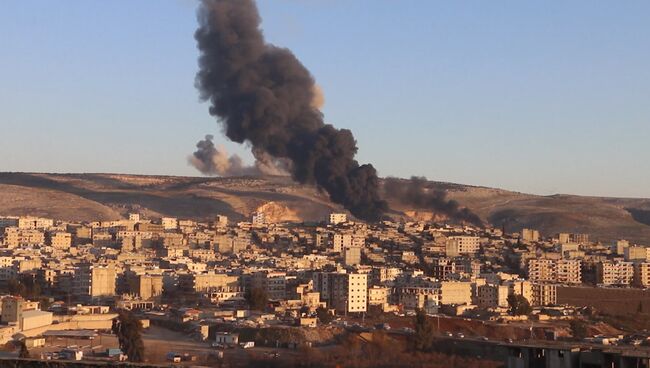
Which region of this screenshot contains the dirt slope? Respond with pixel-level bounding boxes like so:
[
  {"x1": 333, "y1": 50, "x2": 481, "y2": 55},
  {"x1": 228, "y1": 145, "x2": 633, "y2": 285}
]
[{"x1": 0, "y1": 172, "x2": 649, "y2": 244}]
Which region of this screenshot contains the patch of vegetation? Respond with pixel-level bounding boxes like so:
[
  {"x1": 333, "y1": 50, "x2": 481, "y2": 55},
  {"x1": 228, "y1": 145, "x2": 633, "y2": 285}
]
[
  {"x1": 508, "y1": 294, "x2": 532, "y2": 316},
  {"x1": 112, "y1": 310, "x2": 145, "y2": 362}
]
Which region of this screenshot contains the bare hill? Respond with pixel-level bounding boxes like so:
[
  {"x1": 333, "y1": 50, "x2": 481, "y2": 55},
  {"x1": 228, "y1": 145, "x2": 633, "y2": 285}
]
[{"x1": 0, "y1": 172, "x2": 649, "y2": 244}]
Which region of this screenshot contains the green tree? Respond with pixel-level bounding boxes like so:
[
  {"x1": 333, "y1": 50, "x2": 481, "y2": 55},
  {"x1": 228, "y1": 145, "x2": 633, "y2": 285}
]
[
  {"x1": 7, "y1": 275, "x2": 41, "y2": 300},
  {"x1": 315, "y1": 306, "x2": 333, "y2": 324},
  {"x1": 570, "y1": 319, "x2": 588, "y2": 340},
  {"x1": 412, "y1": 309, "x2": 436, "y2": 351},
  {"x1": 366, "y1": 305, "x2": 383, "y2": 320},
  {"x1": 7, "y1": 279, "x2": 26, "y2": 297},
  {"x1": 507, "y1": 294, "x2": 532, "y2": 316},
  {"x1": 245, "y1": 287, "x2": 268, "y2": 311},
  {"x1": 18, "y1": 341, "x2": 29, "y2": 359},
  {"x1": 112, "y1": 310, "x2": 145, "y2": 362}
]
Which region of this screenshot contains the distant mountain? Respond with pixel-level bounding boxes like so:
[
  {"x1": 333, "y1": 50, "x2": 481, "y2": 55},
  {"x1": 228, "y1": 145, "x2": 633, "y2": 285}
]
[{"x1": 0, "y1": 172, "x2": 649, "y2": 245}]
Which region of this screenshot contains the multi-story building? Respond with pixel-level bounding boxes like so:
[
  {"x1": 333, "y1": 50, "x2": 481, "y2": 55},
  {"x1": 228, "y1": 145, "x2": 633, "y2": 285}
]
[
  {"x1": 161, "y1": 217, "x2": 178, "y2": 231},
  {"x1": 215, "y1": 215, "x2": 228, "y2": 228},
  {"x1": 3, "y1": 228, "x2": 45, "y2": 248},
  {"x1": 371, "y1": 267, "x2": 402, "y2": 285},
  {"x1": 313, "y1": 272, "x2": 367, "y2": 313},
  {"x1": 431, "y1": 258, "x2": 481, "y2": 280},
  {"x1": 73, "y1": 264, "x2": 117, "y2": 299},
  {"x1": 504, "y1": 279, "x2": 534, "y2": 304},
  {"x1": 445, "y1": 236, "x2": 480, "y2": 256},
  {"x1": 250, "y1": 271, "x2": 288, "y2": 300},
  {"x1": 50, "y1": 232, "x2": 72, "y2": 249},
  {"x1": 556, "y1": 260, "x2": 582, "y2": 284},
  {"x1": 397, "y1": 286, "x2": 439, "y2": 314},
  {"x1": 18, "y1": 217, "x2": 53, "y2": 230},
  {"x1": 531, "y1": 283, "x2": 557, "y2": 306},
  {"x1": 528, "y1": 259, "x2": 581, "y2": 284},
  {"x1": 135, "y1": 274, "x2": 164, "y2": 300},
  {"x1": 343, "y1": 246, "x2": 361, "y2": 266},
  {"x1": 625, "y1": 246, "x2": 648, "y2": 261},
  {"x1": 596, "y1": 261, "x2": 634, "y2": 286},
  {"x1": 573, "y1": 233, "x2": 589, "y2": 244},
  {"x1": 180, "y1": 272, "x2": 240, "y2": 293},
  {"x1": 329, "y1": 213, "x2": 347, "y2": 225},
  {"x1": 439, "y1": 281, "x2": 472, "y2": 305},
  {"x1": 634, "y1": 263, "x2": 650, "y2": 288},
  {"x1": 477, "y1": 284, "x2": 509, "y2": 309},
  {"x1": 251, "y1": 212, "x2": 266, "y2": 225},
  {"x1": 558, "y1": 233, "x2": 571, "y2": 245},
  {"x1": 367, "y1": 286, "x2": 389, "y2": 306},
  {"x1": 521, "y1": 228, "x2": 540, "y2": 242},
  {"x1": 616, "y1": 240, "x2": 630, "y2": 255}
]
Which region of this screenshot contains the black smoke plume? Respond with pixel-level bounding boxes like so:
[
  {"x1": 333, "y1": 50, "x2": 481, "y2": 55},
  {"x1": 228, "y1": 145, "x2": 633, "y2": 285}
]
[
  {"x1": 189, "y1": 134, "x2": 290, "y2": 176},
  {"x1": 195, "y1": 0, "x2": 387, "y2": 221},
  {"x1": 384, "y1": 176, "x2": 483, "y2": 226}
]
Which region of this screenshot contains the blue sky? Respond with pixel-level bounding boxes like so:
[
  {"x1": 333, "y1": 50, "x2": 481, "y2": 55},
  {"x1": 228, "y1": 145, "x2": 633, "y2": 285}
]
[{"x1": 1, "y1": 1, "x2": 649, "y2": 197}]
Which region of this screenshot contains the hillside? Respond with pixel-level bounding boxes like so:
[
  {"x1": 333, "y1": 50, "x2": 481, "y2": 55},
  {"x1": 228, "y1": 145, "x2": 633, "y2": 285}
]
[{"x1": 0, "y1": 172, "x2": 649, "y2": 245}]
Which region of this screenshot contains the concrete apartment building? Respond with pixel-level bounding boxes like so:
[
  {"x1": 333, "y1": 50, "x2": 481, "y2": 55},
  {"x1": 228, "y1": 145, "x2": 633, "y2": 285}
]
[
  {"x1": 18, "y1": 217, "x2": 54, "y2": 230},
  {"x1": 180, "y1": 272, "x2": 240, "y2": 293},
  {"x1": 445, "y1": 236, "x2": 481, "y2": 256},
  {"x1": 50, "y1": 232, "x2": 72, "y2": 249},
  {"x1": 343, "y1": 246, "x2": 361, "y2": 266},
  {"x1": 504, "y1": 279, "x2": 534, "y2": 303},
  {"x1": 332, "y1": 233, "x2": 365, "y2": 253},
  {"x1": 161, "y1": 217, "x2": 178, "y2": 230},
  {"x1": 135, "y1": 274, "x2": 164, "y2": 300},
  {"x1": 556, "y1": 259, "x2": 582, "y2": 284},
  {"x1": 528, "y1": 259, "x2": 582, "y2": 284},
  {"x1": 313, "y1": 272, "x2": 367, "y2": 313},
  {"x1": 3, "y1": 228, "x2": 45, "y2": 248},
  {"x1": 616, "y1": 239, "x2": 630, "y2": 255},
  {"x1": 596, "y1": 261, "x2": 634, "y2": 286},
  {"x1": 477, "y1": 284, "x2": 509, "y2": 309},
  {"x1": 634, "y1": 263, "x2": 650, "y2": 288},
  {"x1": 521, "y1": 228, "x2": 540, "y2": 242},
  {"x1": 624, "y1": 246, "x2": 649, "y2": 262},
  {"x1": 367, "y1": 286, "x2": 389, "y2": 307},
  {"x1": 251, "y1": 212, "x2": 266, "y2": 225},
  {"x1": 431, "y1": 258, "x2": 481, "y2": 280},
  {"x1": 73, "y1": 265, "x2": 117, "y2": 299},
  {"x1": 531, "y1": 283, "x2": 557, "y2": 306},
  {"x1": 371, "y1": 267, "x2": 402, "y2": 285},
  {"x1": 250, "y1": 271, "x2": 288, "y2": 300},
  {"x1": 397, "y1": 286, "x2": 440, "y2": 314},
  {"x1": 329, "y1": 213, "x2": 347, "y2": 225},
  {"x1": 558, "y1": 233, "x2": 571, "y2": 244},
  {"x1": 439, "y1": 281, "x2": 473, "y2": 305}
]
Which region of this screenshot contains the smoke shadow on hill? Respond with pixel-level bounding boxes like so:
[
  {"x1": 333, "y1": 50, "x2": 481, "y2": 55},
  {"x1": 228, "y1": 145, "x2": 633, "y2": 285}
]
[{"x1": 0, "y1": 173, "x2": 241, "y2": 221}]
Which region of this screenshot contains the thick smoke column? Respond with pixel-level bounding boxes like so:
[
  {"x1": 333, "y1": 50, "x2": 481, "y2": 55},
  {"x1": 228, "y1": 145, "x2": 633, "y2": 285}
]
[
  {"x1": 189, "y1": 135, "x2": 289, "y2": 176},
  {"x1": 195, "y1": 0, "x2": 386, "y2": 221},
  {"x1": 384, "y1": 176, "x2": 483, "y2": 226}
]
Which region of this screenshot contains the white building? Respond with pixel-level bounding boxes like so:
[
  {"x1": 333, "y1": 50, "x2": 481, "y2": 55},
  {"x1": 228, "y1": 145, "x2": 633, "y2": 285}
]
[
  {"x1": 161, "y1": 217, "x2": 178, "y2": 231},
  {"x1": 313, "y1": 272, "x2": 367, "y2": 313},
  {"x1": 445, "y1": 236, "x2": 481, "y2": 256},
  {"x1": 329, "y1": 213, "x2": 347, "y2": 225}
]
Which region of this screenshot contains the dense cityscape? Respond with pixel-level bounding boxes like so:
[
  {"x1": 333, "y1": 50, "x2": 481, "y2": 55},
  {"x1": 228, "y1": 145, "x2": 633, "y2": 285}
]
[
  {"x1": 2, "y1": 0, "x2": 649, "y2": 366},
  {"x1": 0, "y1": 211, "x2": 649, "y2": 366}
]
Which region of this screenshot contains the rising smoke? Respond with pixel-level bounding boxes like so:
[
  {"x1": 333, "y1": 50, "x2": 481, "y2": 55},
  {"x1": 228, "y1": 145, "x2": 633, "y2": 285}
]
[
  {"x1": 384, "y1": 177, "x2": 483, "y2": 226},
  {"x1": 194, "y1": 0, "x2": 387, "y2": 221},
  {"x1": 189, "y1": 134, "x2": 290, "y2": 176},
  {"x1": 193, "y1": 0, "x2": 482, "y2": 225}
]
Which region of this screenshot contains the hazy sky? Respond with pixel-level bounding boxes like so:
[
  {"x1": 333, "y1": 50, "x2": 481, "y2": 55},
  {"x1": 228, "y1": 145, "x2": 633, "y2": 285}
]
[{"x1": 1, "y1": 1, "x2": 649, "y2": 197}]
